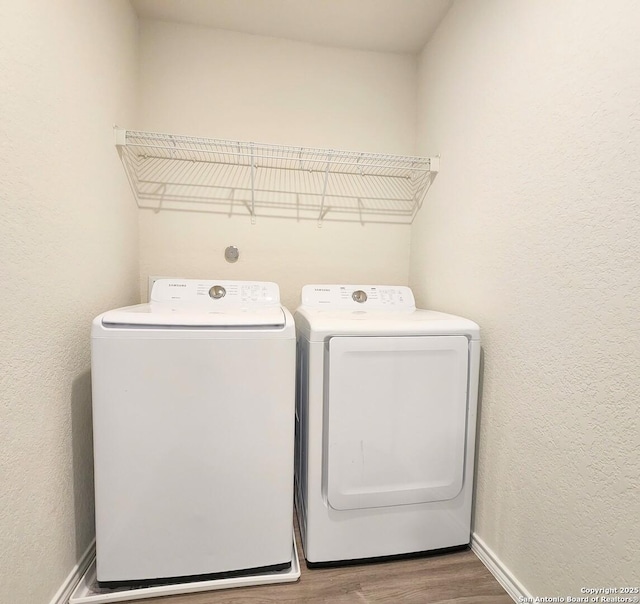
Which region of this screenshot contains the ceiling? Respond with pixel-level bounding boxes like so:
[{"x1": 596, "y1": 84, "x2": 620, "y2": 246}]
[{"x1": 131, "y1": 0, "x2": 453, "y2": 54}]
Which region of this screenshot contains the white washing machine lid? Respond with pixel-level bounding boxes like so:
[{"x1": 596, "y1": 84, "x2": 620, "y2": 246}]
[
  {"x1": 100, "y1": 279, "x2": 287, "y2": 329},
  {"x1": 295, "y1": 285, "x2": 479, "y2": 341},
  {"x1": 101, "y1": 303, "x2": 287, "y2": 328}
]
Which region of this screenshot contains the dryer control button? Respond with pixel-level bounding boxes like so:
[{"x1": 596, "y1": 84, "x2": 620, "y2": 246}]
[
  {"x1": 209, "y1": 285, "x2": 226, "y2": 299},
  {"x1": 352, "y1": 290, "x2": 368, "y2": 303}
]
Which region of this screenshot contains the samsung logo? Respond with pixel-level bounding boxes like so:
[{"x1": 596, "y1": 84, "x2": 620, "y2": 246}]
[
  {"x1": 314, "y1": 288, "x2": 330, "y2": 292},
  {"x1": 168, "y1": 284, "x2": 187, "y2": 287}
]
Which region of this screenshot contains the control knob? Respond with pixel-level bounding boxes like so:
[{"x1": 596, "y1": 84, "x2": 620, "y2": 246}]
[{"x1": 209, "y1": 285, "x2": 226, "y2": 299}]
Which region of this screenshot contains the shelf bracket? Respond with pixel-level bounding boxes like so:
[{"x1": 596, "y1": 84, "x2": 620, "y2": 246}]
[
  {"x1": 318, "y1": 205, "x2": 331, "y2": 223},
  {"x1": 114, "y1": 126, "x2": 127, "y2": 147},
  {"x1": 412, "y1": 157, "x2": 440, "y2": 214},
  {"x1": 250, "y1": 144, "x2": 256, "y2": 224},
  {"x1": 153, "y1": 183, "x2": 166, "y2": 214},
  {"x1": 318, "y1": 151, "x2": 333, "y2": 228}
]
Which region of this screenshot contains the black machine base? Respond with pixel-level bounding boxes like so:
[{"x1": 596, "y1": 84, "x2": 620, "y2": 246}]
[
  {"x1": 305, "y1": 544, "x2": 469, "y2": 569},
  {"x1": 97, "y1": 560, "x2": 291, "y2": 589}
]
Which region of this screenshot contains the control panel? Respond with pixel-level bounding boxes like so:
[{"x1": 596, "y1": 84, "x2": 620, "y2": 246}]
[
  {"x1": 150, "y1": 279, "x2": 280, "y2": 306},
  {"x1": 301, "y1": 284, "x2": 415, "y2": 310}
]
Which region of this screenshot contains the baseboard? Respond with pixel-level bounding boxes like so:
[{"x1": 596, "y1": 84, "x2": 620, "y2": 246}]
[
  {"x1": 471, "y1": 532, "x2": 532, "y2": 603},
  {"x1": 54, "y1": 534, "x2": 522, "y2": 604},
  {"x1": 49, "y1": 539, "x2": 96, "y2": 604}
]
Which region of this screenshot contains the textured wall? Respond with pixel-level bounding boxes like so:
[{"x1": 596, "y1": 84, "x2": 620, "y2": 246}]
[
  {"x1": 136, "y1": 21, "x2": 417, "y2": 308},
  {"x1": 411, "y1": 0, "x2": 640, "y2": 595},
  {"x1": 0, "y1": 2, "x2": 139, "y2": 602}
]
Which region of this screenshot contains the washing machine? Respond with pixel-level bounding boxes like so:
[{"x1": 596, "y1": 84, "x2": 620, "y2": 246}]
[
  {"x1": 91, "y1": 279, "x2": 295, "y2": 587},
  {"x1": 294, "y1": 284, "x2": 480, "y2": 565}
]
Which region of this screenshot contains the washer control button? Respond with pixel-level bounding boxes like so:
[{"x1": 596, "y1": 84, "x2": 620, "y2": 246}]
[
  {"x1": 209, "y1": 285, "x2": 226, "y2": 299},
  {"x1": 352, "y1": 290, "x2": 368, "y2": 304}
]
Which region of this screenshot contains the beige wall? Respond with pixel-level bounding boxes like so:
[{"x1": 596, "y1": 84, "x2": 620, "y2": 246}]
[
  {"x1": 411, "y1": 0, "x2": 640, "y2": 595},
  {"x1": 137, "y1": 20, "x2": 417, "y2": 308},
  {"x1": 5, "y1": 2, "x2": 639, "y2": 601},
  {"x1": 0, "y1": 2, "x2": 139, "y2": 603}
]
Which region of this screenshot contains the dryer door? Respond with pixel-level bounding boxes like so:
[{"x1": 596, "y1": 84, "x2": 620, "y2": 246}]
[{"x1": 325, "y1": 335, "x2": 469, "y2": 510}]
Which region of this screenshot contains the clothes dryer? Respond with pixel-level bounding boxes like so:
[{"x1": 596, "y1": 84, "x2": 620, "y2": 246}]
[
  {"x1": 91, "y1": 279, "x2": 295, "y2": 586},
  {"x1": 294, "y1": 284, "x2": 480, "y2": 565}
]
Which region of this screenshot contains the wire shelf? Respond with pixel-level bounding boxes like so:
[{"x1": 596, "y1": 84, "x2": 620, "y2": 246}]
[{"x1": 115, "y1": 128, "x2": 439, "y2": 225}]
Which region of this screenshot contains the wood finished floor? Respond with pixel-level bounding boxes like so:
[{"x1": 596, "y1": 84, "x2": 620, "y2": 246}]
[{"x1": 121, "y1": 517, "x2": 511, "y2": 604}]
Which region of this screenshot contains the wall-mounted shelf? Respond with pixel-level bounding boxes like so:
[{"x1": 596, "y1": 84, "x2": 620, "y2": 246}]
[{"x1": 115, "y1": 128, "x2": 439, "y2": 225}]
